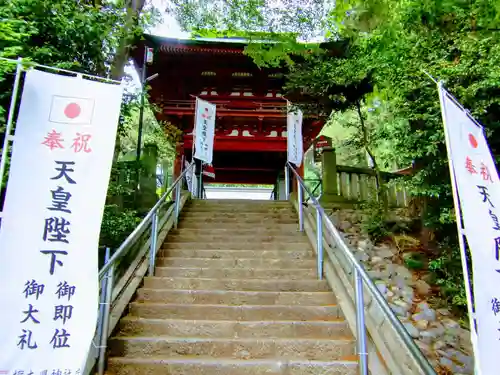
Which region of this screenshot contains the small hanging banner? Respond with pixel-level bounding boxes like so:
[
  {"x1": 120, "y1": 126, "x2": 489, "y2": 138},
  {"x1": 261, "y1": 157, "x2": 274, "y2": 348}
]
[
  {"x1": 193, "y1": 98, "x2": 216, "y2": 164},
  {"x1": 0, "y1": 70, "x2": 123, "y2": 374},
  {"x1": 202, "y1": 164, "x2": 215, "y2": 179},
  {"x1": 184, "y1": 160, "x2": 197, "y2": 197},
  {"x1": 439, "y1": 84, "x2": 499, "y2": 374},
  {"x1": 287, "y1": 102, "x2": 303, "y2": 167}
]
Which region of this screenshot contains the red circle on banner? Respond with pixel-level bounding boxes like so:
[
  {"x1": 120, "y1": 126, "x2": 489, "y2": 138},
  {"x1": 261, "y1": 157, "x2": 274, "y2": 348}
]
[
  {"x1": 64, "y1": 103, "x2": 81, "y2": 119},
  {"x1": 468, "y1": 133, "x2": 478, "y2": 148}
]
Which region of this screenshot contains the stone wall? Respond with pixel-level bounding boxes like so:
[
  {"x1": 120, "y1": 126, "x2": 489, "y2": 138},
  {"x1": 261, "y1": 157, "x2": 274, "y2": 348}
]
[{"x1": 330, "y1": 208, "x2": 474, "y2": 374}]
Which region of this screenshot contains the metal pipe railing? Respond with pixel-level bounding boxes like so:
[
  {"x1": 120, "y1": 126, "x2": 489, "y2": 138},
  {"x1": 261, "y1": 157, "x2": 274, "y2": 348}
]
[
  {"x1": 98, "y1": 162, "x2": 194, "y2": 280},
  {"x1": 286, "y1": 162, "x2": 436, "y2": 375},
  {"x1": 93, "y1": 161, "x2": 195, "y2": 375}
]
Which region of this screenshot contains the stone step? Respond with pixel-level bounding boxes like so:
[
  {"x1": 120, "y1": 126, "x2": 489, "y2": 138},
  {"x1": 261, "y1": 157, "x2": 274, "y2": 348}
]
[
  {"x1": 187, "y1": 201, "x2": 292, "y2": 209},
  {"x1": 154, "y1": 257, "x2": 316, "y2": 269},
  {"x1": 180, "y1": 212, "x2": 298, "y2": 222},
  {"x1": 136, "y1": 289, "x2": 335, "y2": 305},
  {"x1": 153, "y1": 267, "x2": 317, "y2": 279},
  {"x1": 143, "y1": 277, "x2": 328, "y2": 292},
  {"x1": 170, "y1": 228, "x2": 301, "y2": 236},
  {"x1": 189, "y1": 199, "x2": 292, "y2": 207},
  {"x1": 178, "y1": 222, "x2": 299, "y2": 230},
  {"x1": 183, "y1": 206, "x2": 296, "y2": 215},
  {"x1": 129, "y1": 303, "x2": 343, "y2": 321},
  {"x1": 107, "y1": 357, "x2": 358, "y2": 375},
  {"x1": 117, "y1": 318, "x2": 350, "y2": 339},
  {"x1": 162, "y1": 242, "x2": 310, "y2": 251},
  {"x1": 157, "y1": 249, "x2": 314, "y2": 260},
  {"x1": 108, "y1": 336, "x2": 355, "y2": 360},
  {"x1": 166, "y1": 234, "x2": 307, "y2": 243},
  {"x1": 189, "y1": 199, "x2": 291, "y2": 205}
]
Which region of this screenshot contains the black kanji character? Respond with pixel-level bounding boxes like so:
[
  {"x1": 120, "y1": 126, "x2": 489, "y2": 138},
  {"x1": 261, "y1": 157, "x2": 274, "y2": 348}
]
[
  {"x1": 43, "y1": 217, "x2": 71, "y2": 243},
  {"x1": 51, "y1": 371, "x2": 62, "y2": 375},
  {"x1": 40, "y1": 371, "x2": 48, "y2": 375},
  {"x1": 54, "y1": 305, "x2": 73, "y2": 324},
  {"x1": 495, "y1": 238, "x2": 500, "y2": 261},
  {"x1": 478, "y1": 185, "x2": 495, "y2": 207},
  {"x1": 20, "y1": 304, "x2": 40, "y2": 324},
  {"x1": 493, "y1": 298, "x2": 500, "y2": 315},
  {"x1": 51, "y1": 161, "x2": 76, "y2": 184},
  {"x1": 40, "y1": 250, "x2": 68, "y2": 275},
  {"x1": 490, "y1": 210, "x2": 500, "y2": 230},
  {"x1": 27, "y1": 371, "x2": 33, "y2": 375},
  {"x1": 63, "y1": 370, "x2": 71, "y2": 375},
  {"x1": 48, "y1": 187, "x2": 72, "y2": 214},
  {"x1": 56, "y1": 282, "x2": 76, "y2": 301},
  {"x1": 50, "y1": 329, "x2": 70, "y2": 349},
  {"x1": 17, "y1": 329, "x2": 38, "y2": 350},
  {"x1": 13, "y1": 371, "x2": 24, "y2": 375},
  {"x1": 23, "y1": 280, "x2": 44, "y2": 300}
]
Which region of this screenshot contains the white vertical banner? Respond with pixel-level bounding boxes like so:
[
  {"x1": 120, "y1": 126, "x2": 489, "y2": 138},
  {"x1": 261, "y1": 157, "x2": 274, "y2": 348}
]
[
  {"x1": 193, "y1": 98, "x2": 216, "y2": 164},
  {"x1": 0, "y1": 70, "x2": 123, "y2": 374},
  {"x1": 184, "y1": 160, "x2": 197, "y2": 197},
  {"x1": 439, "y1": 84, "x2": 499, "y2": 374},
  {"x1": 287, "y1": 102, "x2": 303, "y2": 167}
]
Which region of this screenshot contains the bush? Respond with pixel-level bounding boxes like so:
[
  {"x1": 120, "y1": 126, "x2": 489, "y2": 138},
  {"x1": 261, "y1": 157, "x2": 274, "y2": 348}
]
[
  {"x1": 361, "y1": 200, "x2": 389, "y2": 243},
  {"x1": 428, "y1": 243, "x2": 470, "y2": 319},
  {"x1": 99, "y1": 204, "x2": 141, "y2": 249}
]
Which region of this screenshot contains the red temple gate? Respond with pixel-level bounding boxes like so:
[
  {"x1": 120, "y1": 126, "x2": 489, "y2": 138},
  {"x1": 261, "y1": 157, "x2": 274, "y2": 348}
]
[{"x1": 132, "y1": 35, "x2": 325, "y2": 186}]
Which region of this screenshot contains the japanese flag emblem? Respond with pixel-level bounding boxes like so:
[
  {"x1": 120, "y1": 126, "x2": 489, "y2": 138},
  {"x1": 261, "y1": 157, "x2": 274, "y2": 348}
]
[{"x1": 49, "y1": 95, "x2": 95, "y2": 125}]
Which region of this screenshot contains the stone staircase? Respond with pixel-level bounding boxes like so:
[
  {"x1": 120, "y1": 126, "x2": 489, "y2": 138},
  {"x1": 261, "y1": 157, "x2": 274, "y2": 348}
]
[{"x1": 107, "y1": 200, "x2": 358, "y2": 374}]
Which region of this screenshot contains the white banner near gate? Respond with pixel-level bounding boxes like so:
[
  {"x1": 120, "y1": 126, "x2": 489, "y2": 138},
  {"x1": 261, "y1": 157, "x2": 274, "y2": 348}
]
[
  {"x1": 0, "y1": 69, "x2": 123, "y2": 374},
  {"x1": 439, "y1": 84, "x2": 499, "y2": 374},
  {"x1": 287, "y1": 102, "x2": 303, "y2": 167},
  {"x1": 193, "y1": 98, "x2": 216, "y2": 164},
  {"x1": 184, "y1": 160, "x2": 197, "y2": 197}
]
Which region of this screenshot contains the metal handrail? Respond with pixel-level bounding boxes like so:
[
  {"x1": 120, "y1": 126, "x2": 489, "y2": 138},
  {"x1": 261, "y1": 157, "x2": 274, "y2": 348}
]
[
  {"x1": 99, "y1": 162, "x2": 195, "y2": 279},
  {"x1": 91, "y1": 162, "x2": 195, "y2": 375},
  {"x1": 285, "y1": 162, "x2": 436, "y2": 375}
]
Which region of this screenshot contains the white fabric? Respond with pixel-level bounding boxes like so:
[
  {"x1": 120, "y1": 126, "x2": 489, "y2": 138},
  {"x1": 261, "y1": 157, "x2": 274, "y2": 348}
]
[{"x1": 0, "y1": 69, "x2": 123, "y2": 374}]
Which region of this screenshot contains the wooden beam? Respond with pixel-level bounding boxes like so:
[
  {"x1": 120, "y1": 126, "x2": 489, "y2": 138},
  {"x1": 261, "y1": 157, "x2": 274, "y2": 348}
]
[{"x1": 183, "y1": 136, "x2": 287, "y2": 152}]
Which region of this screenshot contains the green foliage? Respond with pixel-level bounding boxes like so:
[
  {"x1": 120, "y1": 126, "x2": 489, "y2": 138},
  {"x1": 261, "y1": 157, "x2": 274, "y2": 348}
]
[
  {"x1": 360, "y1": 200, "x2": 389, "y2": 243},
  {"x1": 100, "y1": 204, "x2": 141, "y2": 249},
  {"x1": 0, "y1": 0, "x2": 167, "y2": 250},
  {"x1": 428, "y1": 244, "x2": 470, "y2": 316},
  {"x1": 403, "y1": 252, "x2": 425, "y2": 270},
  {"x1": 117, "y1": 92, "x2": 177, "y2": 161}
]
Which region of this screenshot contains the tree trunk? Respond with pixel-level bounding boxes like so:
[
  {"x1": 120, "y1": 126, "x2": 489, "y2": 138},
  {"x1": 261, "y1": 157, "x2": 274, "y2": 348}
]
[
  {"x1": 355, "y1": 99, "x2": 387, "y2": 209},
  {"x1": 110, "y1": 0, "x2": 146, "y2": 80}
]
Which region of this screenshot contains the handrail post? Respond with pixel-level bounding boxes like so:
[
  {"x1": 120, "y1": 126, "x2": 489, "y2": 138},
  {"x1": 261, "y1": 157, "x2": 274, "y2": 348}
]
[
  {"x1": 284, "y1": 165, "x2": 290, "y2": 200},
  {"x1": 298, "y1": 179, "x2": 304, "y2": 231},
  {"x1": 355, "y1": 269, "x2": 369, "y2": 375},
  {"x1": 149, "y1": 212, "x2": 158, "y2": 276},
  {"x1": 316, "y1": 209, "x2": 323, "y2": 280},
  {"x1": 97, "y1": 262, "x2": 114, "y2": 375},
  {"x1": 174, "y1": 183, "x2": 181, "y2": 229},
  {"x1": 96, "y1": 247, "x2": 111, "y2": 345}
]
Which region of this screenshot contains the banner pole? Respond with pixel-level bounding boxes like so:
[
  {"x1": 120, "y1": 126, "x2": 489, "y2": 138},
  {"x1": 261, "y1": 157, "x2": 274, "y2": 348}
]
[
  {"x1": 0, "y1": 57, "x2": 23, "y2": 191},
  {"x1": 437, "y1": 81, "x2": 481, "y2": 375},
  {"x1": 192, "y1": 97, "x2": 198, "y2": 161}
]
